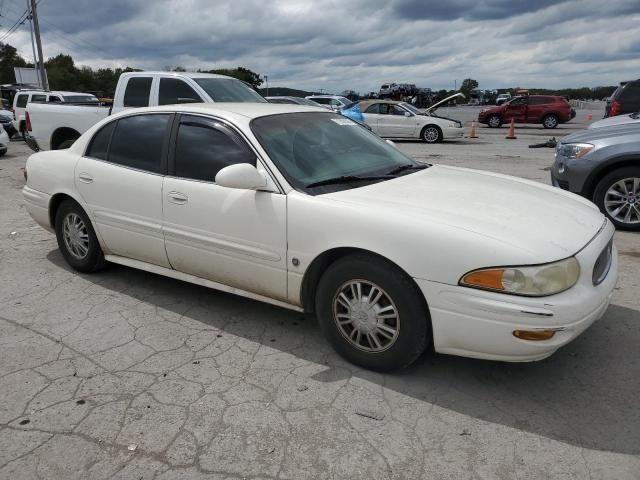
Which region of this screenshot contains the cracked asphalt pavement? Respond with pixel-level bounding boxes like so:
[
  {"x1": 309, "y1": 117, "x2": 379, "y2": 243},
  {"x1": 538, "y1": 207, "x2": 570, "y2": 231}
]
[{"x1": 1, "y1": 110, "x2": 639, "y2": 479}]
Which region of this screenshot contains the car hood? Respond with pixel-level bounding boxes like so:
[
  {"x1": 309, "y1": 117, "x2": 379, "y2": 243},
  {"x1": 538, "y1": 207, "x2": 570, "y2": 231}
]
[
  {"x1": 560, "y1": 122, "x2": 640, "y2": 144},
  {"x1": 322, "y1": 165, "x2": 604, "y2": 263},
  {"x1": 589, "y1": 113, "x2": 640, "y2": 129},
  {"x1": 425, "y1": 92, "x2": 465, "y2": 113}
]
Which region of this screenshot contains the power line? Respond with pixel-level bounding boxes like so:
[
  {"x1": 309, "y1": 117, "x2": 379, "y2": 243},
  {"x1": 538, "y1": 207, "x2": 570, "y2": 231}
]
[{"x1": 0, "y1": 8, "x2": 29, "y2": 43}]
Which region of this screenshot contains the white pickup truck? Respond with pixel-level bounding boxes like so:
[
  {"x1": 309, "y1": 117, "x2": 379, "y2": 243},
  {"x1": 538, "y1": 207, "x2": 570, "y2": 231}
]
[{"x1": 25, "y1": 71, "x2": 266, "y2": 151}]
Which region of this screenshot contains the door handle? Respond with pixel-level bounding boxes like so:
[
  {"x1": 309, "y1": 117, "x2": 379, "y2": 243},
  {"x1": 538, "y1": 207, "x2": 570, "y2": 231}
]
[
  {"x1": 78, "y1": 172, "x2": 93, "y2": 184},
  {"x1": 167, "y1": 191, "x2": 188, "y2": 205}
]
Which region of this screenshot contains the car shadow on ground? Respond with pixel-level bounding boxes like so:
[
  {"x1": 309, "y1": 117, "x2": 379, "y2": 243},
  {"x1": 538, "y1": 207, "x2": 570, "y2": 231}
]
[{"x1": 46, "y1": 250, "x2": 640, "y2": 456}]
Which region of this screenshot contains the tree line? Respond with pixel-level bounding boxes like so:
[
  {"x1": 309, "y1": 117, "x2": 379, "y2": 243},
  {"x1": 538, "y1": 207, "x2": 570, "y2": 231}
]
[{"x1": 0, "y1": 43, "x2": 617, "y2": 101}]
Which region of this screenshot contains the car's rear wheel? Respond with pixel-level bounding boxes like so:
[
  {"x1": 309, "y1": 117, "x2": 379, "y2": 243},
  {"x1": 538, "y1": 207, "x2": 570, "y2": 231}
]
[
  {"x1": 54, "y1": 199, "x2": 106, "y2": 272},
  {"x1": 488, "y1": 115, "x2": 502, "y2": 128},
  {"x1": 315, "y1": 253, "x2": 430, "y2": 371},
  {"x1": 593, "y1": 167, "x2": 640, "y2": 231},
  {"x1": 421, "y1": 125, "x2": 442, "y2": 143},
  {"x1": 543, "y1": 114, "x2": 559, "y2": 129}
]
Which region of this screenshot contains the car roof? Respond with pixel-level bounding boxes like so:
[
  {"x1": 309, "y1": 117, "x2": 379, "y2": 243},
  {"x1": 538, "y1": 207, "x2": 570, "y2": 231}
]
[
  {"x1": 53, "y1": 91, "x2": 96, "y2": 96},
  {"x1": 119, "y1": 71, "x2": 240, "y2": 80},
  {"x1": 358, "y1": 99, "x2": 402, "y2": 109},
  {"x1": 109, "y1": 102, "x2": 330, "y2": 121}
]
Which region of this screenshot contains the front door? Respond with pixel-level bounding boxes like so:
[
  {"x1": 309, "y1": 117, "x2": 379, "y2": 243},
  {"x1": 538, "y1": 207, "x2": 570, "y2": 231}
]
[
  {"x1": 75, "y1": 113, "x2": 173, "y2": 267},
  {"x1": 162, "y1": 114, "x2": 288, "y2": 301},
  {"x1": 378, "y1": 104, "x2": 414, "y2": 137},
  {"x1": 503, "y1": 97, "x2": 528, "y2": 123}
]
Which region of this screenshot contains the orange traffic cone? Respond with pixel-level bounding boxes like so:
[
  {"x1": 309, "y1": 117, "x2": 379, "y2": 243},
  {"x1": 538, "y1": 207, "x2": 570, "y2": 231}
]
[
  {"x1": 587, "y1": 112, "x2": 593, "y2": 121},
  {"x1": 468, "y1": 121, "x2": 478, "y2": 138},
  {"x1": 506, "y1": 118, "x2": 516, "y2": 139}
]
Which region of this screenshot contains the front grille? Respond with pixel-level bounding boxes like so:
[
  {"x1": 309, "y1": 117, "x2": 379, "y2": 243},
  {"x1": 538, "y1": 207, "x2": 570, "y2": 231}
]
[
  {"x1": 558, "y1": 180, "x2": 569, "y2": 190},
  {"x1": 593, "y1": 240, "x2": 613, "y2": 286}
]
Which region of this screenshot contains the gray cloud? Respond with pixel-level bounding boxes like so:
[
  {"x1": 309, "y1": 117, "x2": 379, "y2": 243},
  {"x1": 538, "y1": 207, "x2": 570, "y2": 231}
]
[{"x1": 5, "y1": 0, "x2": 640, "y2": 93}]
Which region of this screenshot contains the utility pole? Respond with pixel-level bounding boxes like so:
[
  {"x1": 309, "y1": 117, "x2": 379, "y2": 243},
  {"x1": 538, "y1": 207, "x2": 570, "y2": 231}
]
[
  {"x1": 30, "y1": 0, "x2": 48, "y2": 90},
  {"x1": 26, "y1": 0, "x2": 39, "y2": 87},
  {"x1": 264, "y1": 75, "x2": 269, "y2": 96}
]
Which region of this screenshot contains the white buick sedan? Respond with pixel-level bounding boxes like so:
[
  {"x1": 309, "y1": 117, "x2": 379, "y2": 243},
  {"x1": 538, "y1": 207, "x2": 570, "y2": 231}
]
[{"x1": 23, "y1": 103, "x2": 617, "y2": 370}]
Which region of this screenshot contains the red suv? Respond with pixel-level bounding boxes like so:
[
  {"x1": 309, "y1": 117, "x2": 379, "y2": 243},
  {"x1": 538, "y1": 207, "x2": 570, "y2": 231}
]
[{"x1": 478, "y1": 95, "x2": 573, "y2": 129}]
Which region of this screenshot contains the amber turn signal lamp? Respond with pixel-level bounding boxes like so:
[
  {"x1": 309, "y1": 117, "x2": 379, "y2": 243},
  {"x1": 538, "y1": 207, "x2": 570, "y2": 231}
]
[
  {"x1": 461, "y1": 269, "x2": 504, "y2": 290},
  {"x1": 512, "y1": 330, "x2": 556, "y2": 341}
]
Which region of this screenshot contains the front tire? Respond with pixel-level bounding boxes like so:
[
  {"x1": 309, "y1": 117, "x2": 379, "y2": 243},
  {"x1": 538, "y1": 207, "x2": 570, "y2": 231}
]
[
  {"x1": 543, "y1": 114, "x2": 559, "y2": 129},
  {"x1": 54, "y1": 200, "x2": 106, "y2": 272},
  {"x1": 593, "y1": 167, "x2": 640, "y2": 231},
  {"x1": 488, "y1": 115, "x2": 502, "y2": 128},
  {"x1": 421, "y1": 125, "x2": 442, "y2": 143},
  {"x1": 315, "y1": 253, "x2": 430, "y2": 371}
]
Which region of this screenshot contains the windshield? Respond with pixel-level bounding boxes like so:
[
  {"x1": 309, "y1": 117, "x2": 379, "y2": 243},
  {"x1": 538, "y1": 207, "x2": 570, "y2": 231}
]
[
  {"x1": 337, "y1": 96, "x2": 351, "y2": 105},
  {"x1": 194, "y1": 78, "x2": 267, "y2": 102},
  {"x1": 251, "y1": 112, "x2": 418, "y2": 193},
  {"x1": 298, "y1": 98, "x2": 322, "y2": 107},
  {"x1": 63, "y1": 95, "x2": 99, "y2": 103}
]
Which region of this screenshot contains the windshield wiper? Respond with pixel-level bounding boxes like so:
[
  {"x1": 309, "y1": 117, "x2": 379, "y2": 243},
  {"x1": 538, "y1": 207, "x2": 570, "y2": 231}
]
[
  {"x1": 385, "y1": 163, "x2": 429, "y2": 176},
  {"x1": 305, "y1": 175, "x2": 394, "y2": 188}
]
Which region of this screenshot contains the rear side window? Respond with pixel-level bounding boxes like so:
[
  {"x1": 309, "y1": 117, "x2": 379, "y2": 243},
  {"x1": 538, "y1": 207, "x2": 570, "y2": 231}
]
[
  {"x1": 86, "y1": 121, "x2": 115, "y2": 160},
  {"x1": 123, "y1": 77, "x2": 152, "y2": 107},
  {"x1": 31, "y1": 94, "x2": 46, "y2": 103},
  {"x1": 312, "y1": 98, "x2": 330, "y2": 104},
  {"x1": 364, "y1": 104, "x2": 380, "y2": 114},
  {"x1": 108, "y1": 114, "x2": 171, "y2": 173},
  {"x1": 48, "y1": 96, "x2": 62, "y2": 103},
  {"x1": 530, "y1": 97, "x2": 552, "y2": 105},
  {"x1": 158, "y1": 78, "x2": 202, "y2": 105},
  {"x1": 16, "y1": 94, "x2": 28, "y2": 108},
  {"x1": 174, "y1": 116, "x2": 254, "y2": 182},
  {"x1": 620, "y1": 82, "x2": 640, "y2": 101}
]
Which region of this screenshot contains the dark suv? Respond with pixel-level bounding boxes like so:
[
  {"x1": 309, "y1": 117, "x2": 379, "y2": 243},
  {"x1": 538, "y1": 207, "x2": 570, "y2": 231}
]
[
  {"x1": 478, "y1": 95, "x2": 573, "y2": 129},
  {"x1": 605, "y1": 80, "x2": 640, "y2": 118}
]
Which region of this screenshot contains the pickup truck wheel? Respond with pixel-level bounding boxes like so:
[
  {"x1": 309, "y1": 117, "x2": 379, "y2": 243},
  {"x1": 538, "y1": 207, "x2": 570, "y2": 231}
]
[
  {"x1": 593, "y1": 167, "x2": 640, "y2": 231},
  {"x1": 421, "y1": 125, "x2": 442, "y2": 143},
  {"x1": 543, "y1": 114, "x2": 559, "y2": 129},
  {"x1": 58, "y1": 139, "x2": 76, "y2": 149},
  {"x1": 54, "y1": 200, "x2": 106, "y2": 272},
  {"x1": 488, "y1": 115, "x2": 502, "y2": 128},
  {"x1": 315, "y1": 253, "x2": 431, "y2": 371}
]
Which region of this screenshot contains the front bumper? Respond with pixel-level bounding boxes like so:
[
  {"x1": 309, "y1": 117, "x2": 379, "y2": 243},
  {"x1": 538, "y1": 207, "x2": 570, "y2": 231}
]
[
  {"x1": 550, "y1": 150, "x2": 595, "y2": 196},
  {"x1": 442, "y1": 126, "x2": 464, "y2": 140},
  {"x1": 416, "y1": 220, "x2": 617, "y2": 362},
  {"x1": 24, "y1": 133, "x2": 40, "y2": 152}
]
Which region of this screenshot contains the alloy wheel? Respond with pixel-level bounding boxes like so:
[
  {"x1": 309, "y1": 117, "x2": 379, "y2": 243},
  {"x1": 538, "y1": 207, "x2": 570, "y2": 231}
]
[
  {"x1": 488, "y1": 115, "x2": 501, "y2": 128},
  {"x1": 62, "y1": 213, "x2": 90, "y2": 259},
  {"x1": 604, "y1": 177, "x2": 640, "y2": 225},
  {"x1": 544, "y1": 115, "x2": 558, "y2": 128},
  {"x1": 332, "y1": 279, "x2": 400, "y2": 353},
  {"x1": 423, "y1": 127, "x2": 439, "y2": 143}
]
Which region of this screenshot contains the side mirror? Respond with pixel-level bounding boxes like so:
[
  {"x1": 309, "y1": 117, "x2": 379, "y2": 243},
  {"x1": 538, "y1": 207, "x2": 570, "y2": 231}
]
[
  {"x1": 404, "y1": 111, "x2": 412, "y2": 117},
  {"x1": 215, "y1": 163, "x2": 267, "y2": 190}
]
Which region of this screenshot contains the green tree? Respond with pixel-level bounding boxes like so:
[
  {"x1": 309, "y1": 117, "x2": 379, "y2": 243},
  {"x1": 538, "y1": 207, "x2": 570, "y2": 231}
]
[
  {"x1": 200, "y1": 66, "x2": 263, "y2": 87},
  {"x1": 459, "y1": 78, "x2": 479, "y2": 99},
  {"x1": 45, "y1": 54, "x2": 79, "y2": 90},
  {"x1": 0, "y1": 43, "x2": 28, "y2": 83}
]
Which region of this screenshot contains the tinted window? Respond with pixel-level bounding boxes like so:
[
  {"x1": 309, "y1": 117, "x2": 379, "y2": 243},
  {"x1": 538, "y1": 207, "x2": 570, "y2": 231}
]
[
  {"x1": 311, "y1": 98, "x2": 330, "y2": 104},
  {"x1": 620, "y1": 82, "x2": 640, "y2": 101},
  {"x1": 174, "y1": 117, "x2": 254, "y2": 182},
  {"x1": 48, "y1": 96, "x2": 62, "y2": 103},
  {"x1": 108, "y1": 114, "x2": 170, "y2": 173},
  {"x1": 31, "y1": 94, "x2": 46, "y2": 103},
  {"x1": 16, "y1": 94, "x2": 28, "y2": 108},
  {"x1": 364, "y1": 104, "x2": 380, "y2": 114},
  {"x1": 86, "y1": 121, "x2": 115, "y2": 160},
  {"x1": 159, "y1": 78, "x2": 202, "y2": 105},
  {"x1": 123, "y1": 77, "x2": 152, "y2": 107},
  {"x1": 193, "y1": 78, "x2": 266, "y2": 103},
  {"x1": 510, "y1": 97, "x2": 527, "y2": 105}
]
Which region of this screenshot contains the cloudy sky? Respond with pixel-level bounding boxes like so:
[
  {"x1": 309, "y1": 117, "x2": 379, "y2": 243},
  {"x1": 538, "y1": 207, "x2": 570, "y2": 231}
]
[{"x1": 3, "y1": 0, "x2": 640, "y2": 93}]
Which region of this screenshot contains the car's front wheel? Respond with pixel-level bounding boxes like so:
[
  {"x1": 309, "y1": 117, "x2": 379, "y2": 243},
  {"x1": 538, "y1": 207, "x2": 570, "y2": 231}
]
[
  {"x1": 487, "y1": 115, "x2": 502, "y2": 128},
  {"x1": 593, "y1": 167, "x2": 640, "y2": 231},
  {"x1": 543, "y1": 114, "x2": 559, "y2": 129},
  {"x1": 315, "y1": 253, "x2": 431, "y2": 371},
  {"x1": 54, "y1": 199, "x2": 106, "y2": 272},
  {"x1": 421, "y1": 125, "x2": 442, "y2": 143}
]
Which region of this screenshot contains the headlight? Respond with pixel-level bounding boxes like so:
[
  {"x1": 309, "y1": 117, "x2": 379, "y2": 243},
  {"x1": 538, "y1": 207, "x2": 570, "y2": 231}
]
[
  {"x1": 557, "y1": 143, "x2": 594, "y2": 159},
  {"x1": 460, "y1": 257, "x2": 580, "y2": 296},
  {"x1": 449, "y1": 121, "x2": 458, "y2": 127}
]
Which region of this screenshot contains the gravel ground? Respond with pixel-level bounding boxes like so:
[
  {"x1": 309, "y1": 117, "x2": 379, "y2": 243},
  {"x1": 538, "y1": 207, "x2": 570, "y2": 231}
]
[{"x1": 0, "y1": 108, "x2": 638, "y2": 479}]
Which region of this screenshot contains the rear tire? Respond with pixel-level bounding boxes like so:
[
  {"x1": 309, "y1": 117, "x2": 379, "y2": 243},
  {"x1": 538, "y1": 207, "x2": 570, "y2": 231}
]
[
  {"x1": 54, "y1": 199, "x2": 106, "y2": 272},
  {"x1": 543, "y1": 114, "x2": 559, "y2": 129},
  {"x1": 315, "y1": 253, "x2": 431, "y2": 371},
  {"x1": 593, "y1": 167, "x2": 640, "y2": 231}
]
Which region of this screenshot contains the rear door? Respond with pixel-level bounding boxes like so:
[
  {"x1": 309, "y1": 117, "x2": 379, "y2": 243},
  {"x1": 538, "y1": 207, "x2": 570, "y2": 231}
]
[
  {"x1": 162, "y1": 114, "x2": 288, "y2": 300},
  {"x1": 113, "y1": 75, "x2": 154, "y2": 114},
  {"x1": 526, "y1": 96, "x2": 549, "y2": 123},
  {"x1": 361, "y1": 103, "x2": 383, "y2": 134},
  {"x1": 75, "y1": 113, "x2": 173, "y2": 267}
]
